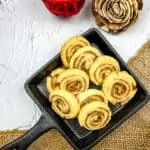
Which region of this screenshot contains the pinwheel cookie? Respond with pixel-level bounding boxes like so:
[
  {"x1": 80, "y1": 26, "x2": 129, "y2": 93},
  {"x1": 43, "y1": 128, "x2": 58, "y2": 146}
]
[
  {"x1": 61, "y1": 36, "x2": 90, "y2": 67},
  {"x1": 50, "y1": 90, "x2": 80, "y2": 119},
  {"x1": 103, "y1": 71, "x2": 137, "y2": 105},
  {"x1": 89, "y1": 56, "x2": 120, "y2": 86},
  {"x1": 57, "y1": 69, "x2": 89, "y2": 95},
  {"x1": 92, "y1": 0, "x2": 143, "y2": 33},
  {"x1": 47, "y1": 68, "x2": 66, "y2": 93},
  {"x1": 70, "y1": 46, "x2": 101, "y2": 72},
  {"x1": 77, "y1": 89, "x2": 111, "y2": 130},
  {"x1": 77, "y1": 100, "x2": 111, "y2": 130}
]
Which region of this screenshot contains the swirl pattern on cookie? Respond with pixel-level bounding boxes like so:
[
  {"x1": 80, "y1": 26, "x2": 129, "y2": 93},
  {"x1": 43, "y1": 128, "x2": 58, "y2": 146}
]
[
  {"x1": 70, "y1": 46, "x2": 101, "y2": 72},
  {"x1": 57, "y1": 69, "x2": 89, "y2": 95},
  {"x1": 61, "y1": 36, "x2": 90, "y2": 67},
  {"x1": 89, "y1": 56, "x2": 120, "y2": 85},
  {"x1": 47, "y1": 68, "x2": 66, "y2": 93},
  {"x1": 102, "y1": 71, "x2": 137, "y2": 105},
  {"x1": 50, "y1": 90, "x2": 80, "y2": 119},
  {"x1": 78, "y1": 101, "x2": 111, "y2": 130}
]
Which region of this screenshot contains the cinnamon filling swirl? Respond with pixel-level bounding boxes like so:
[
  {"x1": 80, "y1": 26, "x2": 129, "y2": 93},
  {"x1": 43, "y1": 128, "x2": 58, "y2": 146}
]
[
  {"x1": 57, "y1": 69, "x2": 89, "y2": 95},
  {"x1": 78, "y1": 101, "x2": 111, "y2": 130},
  {"x1": 89, "y1": 56, "x2": 120, "y2": 85},
  {"x1": 61, "y1": 36, "x2": 90, "y2": 67},
  {"x1": 46, "y1": 68, "x2": 66, "y2": 93},
  {"x1": 50, "y1": 90, "x2": 80, "y2": 119},
  {"x1": 70, "y1": 46, "x2": 101, "y2": 72},
  {"x1": 103, "y1": 71, "x2": 137, "y2": 105}
]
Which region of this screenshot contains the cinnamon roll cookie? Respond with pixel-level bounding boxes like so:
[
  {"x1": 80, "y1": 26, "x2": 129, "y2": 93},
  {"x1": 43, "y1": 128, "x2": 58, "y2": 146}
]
[
  {"x1": 57, "y1": 69, "x2": 89, "y2": 95},
  {"x1": 61, "y1": 36, "x2": 90, "y2": 67},
  {"x1": 103, "y1": 71, "x2": 137, "y2": 105},
  {"x1": 77, "y1": 89, "x2": 111, "y2": 130},
  {"x1": 50, "y1": 90, "x2": 80, "y2": 119},
  {"x1": 70, "y1": 46, "x2": 101, "y2": 72},
  {"x1": 92, "y1": 0, "x2": 143, "y2": 33},
  {"x1": 89, "y1": 56, "x2": 120, "y2": 86},
  {"x1": 47, "y1": 68, "x2": 66, "y2": 93}
]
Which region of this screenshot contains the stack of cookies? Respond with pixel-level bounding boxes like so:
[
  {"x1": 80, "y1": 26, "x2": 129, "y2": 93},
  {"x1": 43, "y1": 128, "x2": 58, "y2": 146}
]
[{"x1": 46, "y1": 36, "x2": 137, "y2": 130}]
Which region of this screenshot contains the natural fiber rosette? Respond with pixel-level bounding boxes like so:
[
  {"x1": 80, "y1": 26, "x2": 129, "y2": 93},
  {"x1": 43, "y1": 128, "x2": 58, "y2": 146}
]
[
  {"x1": 61, "y1": 36, "x2": 90, "y2": 67},
  {"x1": 92, "y1": 0, "x2": 143, "y2": 33},
  {"x1": 47, "y1": 68, "x2": 66, "y2": 92},
  {"x1": 50, "y1": 90, "x2": 80, "y2": 119},
  {"x1": 77, "y1": 89, "x2": 108, "y2": 106},
  {"x1": 78, "y1": 100, "x2": 111, "y2": 130},
  {"x1": 70, "y1": 46, "x2": 101, "y2": 72},
  {"x1": 57, "y1": 69, "x2": 89, "y2": 95},
  {"x1": 89, "y1": 56, "x2": 120, "y2": 86},
  {"x1": 103, "y1": 71, "x2": 137, "y2": 105}
]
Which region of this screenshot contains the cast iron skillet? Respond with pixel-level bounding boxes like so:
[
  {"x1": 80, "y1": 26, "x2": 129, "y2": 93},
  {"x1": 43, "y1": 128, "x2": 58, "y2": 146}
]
[{"x1": 1, "y1": 28, "x2": 150, "y2": 150}]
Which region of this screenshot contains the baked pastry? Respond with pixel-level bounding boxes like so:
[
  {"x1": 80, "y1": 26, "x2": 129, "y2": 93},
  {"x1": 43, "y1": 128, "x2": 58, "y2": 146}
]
[
  {"x1": 77, "y1": 89, "x2": 108, "y2": 105},
  {"x1": 61, "y1": 36, "x2": 90, "y2": 67},
  {"x1": 78, "y1": 100, "x2": 111, "y2": 130},
  {"x1": 89, "y1": 56, "x2": 120, "y2": 86},
  {"x1": 57, "y1": 69, "x2": 89, "y2": 95},
  {"x1": 103, "y1": 71, "x2": 137, "y2": 105},
  {"x1": 70, "y1": 46, "x2": 101, "y2": 72},
  {"x1": 50, "y1": 90, "x2": 80, "y2": 119},
  {"x1": 46, "y1": 68, "x2": 66, "y2": 93},
  {"x1": 92, "y1": 0, "x2": 143, "y2": 33}
]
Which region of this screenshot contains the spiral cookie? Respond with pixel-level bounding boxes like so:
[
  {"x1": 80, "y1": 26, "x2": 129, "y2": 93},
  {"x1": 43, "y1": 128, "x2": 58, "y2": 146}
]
[
  {"x1": 50, "y1": 90, "x2": 80, "y2": 119},
  {"x1": 47, "y1": 68, "x2": 66, "y2": 93},
  {"x1": 92, "y1": 0, "x2": 143, "y2": 33},
  {"x1": 70, "y1": 46, "x2": 101, "y2": 72},
  {"x1": 78, "y1": 101, "x2": 111, "y2": 130},
  {"x1": 89, "y1": 56, "x2": 120, "y2": 86},
  {"x1": 61, "y1": 36, "x2": 90, "y2": 67},
  {"x1": 103, "y1": 71, "x2": 137, "y2": 105},
  {"x1": 57, "y1": 69, "x2": 89, "y2": 95},
  {"x1": 77, "y1": 89, "x2": 108, "y2": 106}
]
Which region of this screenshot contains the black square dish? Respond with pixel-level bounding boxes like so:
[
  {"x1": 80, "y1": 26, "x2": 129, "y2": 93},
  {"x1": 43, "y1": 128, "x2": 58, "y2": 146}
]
[{"x1": 2, "y1": 28, "x2": 150, "y2": 150}]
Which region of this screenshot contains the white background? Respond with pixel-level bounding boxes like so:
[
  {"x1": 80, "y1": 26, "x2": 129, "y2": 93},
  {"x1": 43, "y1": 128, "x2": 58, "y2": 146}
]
[{"x1": 0, "y1": 0, "x2": 150, "y2": 130}]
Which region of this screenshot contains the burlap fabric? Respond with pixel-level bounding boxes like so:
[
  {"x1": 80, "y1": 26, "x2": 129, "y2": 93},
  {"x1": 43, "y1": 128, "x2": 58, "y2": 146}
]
[{"x1": 0, "y1": 41, "x2": 150, "y2": 150}]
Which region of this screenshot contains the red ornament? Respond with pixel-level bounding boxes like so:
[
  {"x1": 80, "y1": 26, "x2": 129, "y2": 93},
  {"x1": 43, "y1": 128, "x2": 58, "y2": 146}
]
[{"x1": 43, "y1": 0, "x2": 85, "y2": 17}]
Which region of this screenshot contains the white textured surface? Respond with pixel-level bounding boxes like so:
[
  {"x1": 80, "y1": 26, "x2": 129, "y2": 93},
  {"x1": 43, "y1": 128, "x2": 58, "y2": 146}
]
[{"x1": 0, "y1": 0, "x2": 150, "y2": 130}]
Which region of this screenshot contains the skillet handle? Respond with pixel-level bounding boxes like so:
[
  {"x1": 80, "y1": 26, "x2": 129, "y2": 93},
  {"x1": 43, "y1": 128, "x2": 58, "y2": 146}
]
[{"x1": 1, "y1": 115, "x2": 55, "y2": 150}]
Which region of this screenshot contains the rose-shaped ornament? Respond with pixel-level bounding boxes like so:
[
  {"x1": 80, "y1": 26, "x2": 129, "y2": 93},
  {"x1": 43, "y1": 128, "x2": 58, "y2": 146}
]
[
  {"x1": 43, "y1": 0, "x2": 85, "y2": 17},
  {"x1": 92, "y1": 0, "x2": 143, "y2": 33}
]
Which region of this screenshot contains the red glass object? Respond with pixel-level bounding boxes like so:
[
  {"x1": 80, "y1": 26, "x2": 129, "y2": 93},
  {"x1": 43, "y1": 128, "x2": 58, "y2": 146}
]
[{"x1": 43, "y1": 0, "x2": 85, "y2": 17}]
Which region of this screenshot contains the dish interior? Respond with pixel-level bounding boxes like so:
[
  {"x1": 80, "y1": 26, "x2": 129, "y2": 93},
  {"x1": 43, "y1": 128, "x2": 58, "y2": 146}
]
[{"x1": 26, "y1": 29, "x2": 149, "y2": 149}]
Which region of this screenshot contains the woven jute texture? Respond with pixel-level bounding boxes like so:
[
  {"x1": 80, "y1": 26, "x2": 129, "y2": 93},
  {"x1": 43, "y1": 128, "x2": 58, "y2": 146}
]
[{"x1": 0, "y1": 41, "x2": 150, "y2": 150}]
